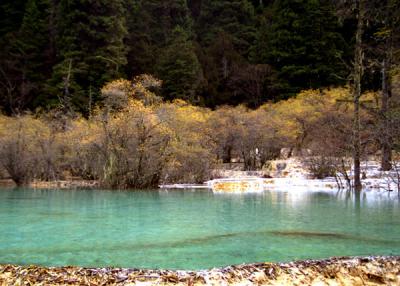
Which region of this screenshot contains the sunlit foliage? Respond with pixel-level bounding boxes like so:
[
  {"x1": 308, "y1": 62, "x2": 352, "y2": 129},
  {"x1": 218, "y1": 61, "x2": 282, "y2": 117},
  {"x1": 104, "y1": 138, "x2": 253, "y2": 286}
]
[{"x1": 0, "y1": 83, "x2": 391, "y2": 187}]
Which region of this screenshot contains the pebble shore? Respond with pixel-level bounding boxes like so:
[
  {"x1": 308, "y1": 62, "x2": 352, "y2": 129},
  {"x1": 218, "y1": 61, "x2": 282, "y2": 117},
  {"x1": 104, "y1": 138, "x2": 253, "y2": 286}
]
[{"x1": 1, "y1": 256, "x2": 399, "y2": 285}]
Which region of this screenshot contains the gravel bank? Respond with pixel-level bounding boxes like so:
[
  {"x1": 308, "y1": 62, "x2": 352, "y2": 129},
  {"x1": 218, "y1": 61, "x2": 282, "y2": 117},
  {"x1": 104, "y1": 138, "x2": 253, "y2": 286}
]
[{"x1": 1, "y1": 256, "x2": 399, "y2": 285}]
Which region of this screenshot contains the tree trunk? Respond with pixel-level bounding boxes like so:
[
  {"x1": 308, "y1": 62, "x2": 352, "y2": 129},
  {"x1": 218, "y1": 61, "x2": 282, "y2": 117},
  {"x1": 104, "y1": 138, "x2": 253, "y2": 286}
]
[
  {"x1": 352, "y1": 0, "x2": 365, "y2": 192},
  {"x1": 380, "y1": 1, "x2": 394, "y2": 171},
  {"x1": 353, "y1": 96, "x2": 362, "y2": 191},
  {"x1": 381, "y1": 58, "x2": 392, "y2": 171}
]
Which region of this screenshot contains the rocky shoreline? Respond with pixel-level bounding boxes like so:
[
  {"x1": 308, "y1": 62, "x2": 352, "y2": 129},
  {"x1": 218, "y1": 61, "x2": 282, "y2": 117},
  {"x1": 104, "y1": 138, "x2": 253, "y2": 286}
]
[
  {"x1": 2, "y1": 158, "x2": 399, "y2": 193},
  {"x1": 1, "y1": 256, "x2": 399, "y2": 285}
]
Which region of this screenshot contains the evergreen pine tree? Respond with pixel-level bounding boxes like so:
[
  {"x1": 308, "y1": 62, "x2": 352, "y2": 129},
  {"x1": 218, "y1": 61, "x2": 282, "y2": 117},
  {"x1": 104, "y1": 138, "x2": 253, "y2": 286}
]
[
  {"x1": 194, "y1": 0, "x2": 257, "y2": 106},
  {"x1": 126, "y1": 0, "x2": 203, "y2": 103},
  {"x1": 126, "y1": 0, "x2": 193, "y2": 77},
  {"x1": 197, "y1": 0, "x2": 256, "y2": 57},
  {"x1": 254, "y1": 0, "x2": 349, "y2": 98},
  {"x1": 48, "y1": 0, "x2": 128, "y2": 113},
  {"x1": 156, "y1": 26, "x2": 202, "y2": 103},
  {"x1": 0, "y1": 0, "x2": 26, "y2": 37},
  {"x1": 125, "y1": 0, "x2": 156, "y2": 76},
  {"x1": 0, "y1": 0, "x2": 51, "y2": 113},
  {"x1": 19, "y1": 0, "x2": 51, "y2": 86}
]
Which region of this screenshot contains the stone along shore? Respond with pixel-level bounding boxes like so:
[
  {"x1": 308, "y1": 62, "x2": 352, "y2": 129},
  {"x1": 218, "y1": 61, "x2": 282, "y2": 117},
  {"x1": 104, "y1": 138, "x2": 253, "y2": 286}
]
[{"x1": 0, "y1": 256, "x2": 399, "y2": 285}]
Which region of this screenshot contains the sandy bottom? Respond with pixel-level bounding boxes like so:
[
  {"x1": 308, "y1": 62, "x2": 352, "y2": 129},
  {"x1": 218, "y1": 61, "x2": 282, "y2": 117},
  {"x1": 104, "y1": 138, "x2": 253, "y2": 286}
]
[{"x1": 0, "y1": 256, "x2": 399, "y2": 285}]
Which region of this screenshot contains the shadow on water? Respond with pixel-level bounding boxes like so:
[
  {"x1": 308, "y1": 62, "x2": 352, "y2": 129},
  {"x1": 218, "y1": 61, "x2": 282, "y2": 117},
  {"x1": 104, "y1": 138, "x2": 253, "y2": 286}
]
[
  {"x1": 2, "y1": 228, "x2": 399, "y2": 258},
  {"x1": 267, "y1": 230, "x2": 348, "y2": 239}
]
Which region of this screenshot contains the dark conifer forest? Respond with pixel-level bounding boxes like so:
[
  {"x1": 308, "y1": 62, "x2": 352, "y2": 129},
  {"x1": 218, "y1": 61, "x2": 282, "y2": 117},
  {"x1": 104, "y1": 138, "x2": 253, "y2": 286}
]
[{"x1": 1, "y1": 0, "x2": 398, "y2": 115}]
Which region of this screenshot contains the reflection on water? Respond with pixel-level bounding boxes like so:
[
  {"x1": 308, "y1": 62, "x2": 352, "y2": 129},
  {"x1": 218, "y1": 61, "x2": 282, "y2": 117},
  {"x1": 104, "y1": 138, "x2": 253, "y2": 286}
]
[{"x1": 0, "y1": 187, "x2": 399, "y2": 270}]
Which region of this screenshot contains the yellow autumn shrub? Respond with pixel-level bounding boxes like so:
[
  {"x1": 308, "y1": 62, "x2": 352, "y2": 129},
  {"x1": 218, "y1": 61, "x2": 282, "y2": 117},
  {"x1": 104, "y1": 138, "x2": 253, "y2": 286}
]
[{"x1": 0, "y1": 82, "x2": 386, "y2": 187}]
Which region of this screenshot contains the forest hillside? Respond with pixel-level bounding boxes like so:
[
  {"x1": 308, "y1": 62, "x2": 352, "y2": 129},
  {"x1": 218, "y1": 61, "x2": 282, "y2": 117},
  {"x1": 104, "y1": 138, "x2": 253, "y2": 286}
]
[{"x1": 1, "y1": 0, "x2": 398, "y2": 114}]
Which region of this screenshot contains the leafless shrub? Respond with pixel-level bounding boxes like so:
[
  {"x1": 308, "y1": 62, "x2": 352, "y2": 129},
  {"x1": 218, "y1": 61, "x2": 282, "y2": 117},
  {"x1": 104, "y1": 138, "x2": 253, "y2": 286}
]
[
  {"x1": 0, "y1": 116, "x2": 41, "y2": 185},
  {"x1": 89, "y1": 102, "x2": 172, "y2": 189},
  {"x1": 382, "y1": 157, "x2": 400, "y2": 192},
  {"x1": 304, "y1": 156, "x2": 337, "y2": 179}
]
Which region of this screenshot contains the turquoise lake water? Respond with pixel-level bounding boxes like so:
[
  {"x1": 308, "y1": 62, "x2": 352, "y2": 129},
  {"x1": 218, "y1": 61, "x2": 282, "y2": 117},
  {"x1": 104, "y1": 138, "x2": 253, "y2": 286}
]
[{"x1": 0, "y1": 188, "x2": 399, "y2": 270}]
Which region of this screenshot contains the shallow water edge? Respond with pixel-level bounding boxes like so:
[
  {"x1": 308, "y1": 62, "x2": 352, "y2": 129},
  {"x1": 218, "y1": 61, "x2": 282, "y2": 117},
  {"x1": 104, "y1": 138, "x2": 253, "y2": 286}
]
[
  {"x1": 1, "y1": 256, "x2": 399, "y2": 285},
  {"x1": 1, "y1": 187, "x2": 399, "y2": 270}
]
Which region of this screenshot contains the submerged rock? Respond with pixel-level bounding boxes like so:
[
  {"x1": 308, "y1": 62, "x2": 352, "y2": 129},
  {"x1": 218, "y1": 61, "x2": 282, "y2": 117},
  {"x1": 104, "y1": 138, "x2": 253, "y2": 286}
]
[{"x1": 0, "y1": 256, "x2": 399, "y2": 285}]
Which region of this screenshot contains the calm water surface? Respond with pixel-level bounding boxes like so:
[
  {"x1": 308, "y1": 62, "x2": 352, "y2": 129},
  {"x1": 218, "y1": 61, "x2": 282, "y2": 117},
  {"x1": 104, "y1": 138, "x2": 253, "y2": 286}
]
[{"x1": 0, "y1": 188, "x2": 399, "y2": 270}]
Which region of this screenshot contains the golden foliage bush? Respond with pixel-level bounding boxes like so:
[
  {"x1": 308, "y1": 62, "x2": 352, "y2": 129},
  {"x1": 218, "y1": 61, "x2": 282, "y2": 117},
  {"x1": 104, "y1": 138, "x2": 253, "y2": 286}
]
[
  {"x1": 101, "y1": 75, "x2": 162, "y2": 111},
  {"x1": 0, "y1": 83, "x2": 387, "y2": 187},
  {"x1": 0, "y1": 115, "x2": 64, "y2": 185},
  {"x1": 157, "y1": 101, "x2": 216, "y2": 183}
]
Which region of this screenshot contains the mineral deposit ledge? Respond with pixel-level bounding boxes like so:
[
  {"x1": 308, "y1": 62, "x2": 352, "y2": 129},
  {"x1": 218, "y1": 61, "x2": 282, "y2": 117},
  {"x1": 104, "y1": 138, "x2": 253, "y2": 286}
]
[{"x1": 1, "y1": 256, "x2": 399, "y2": 285}]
